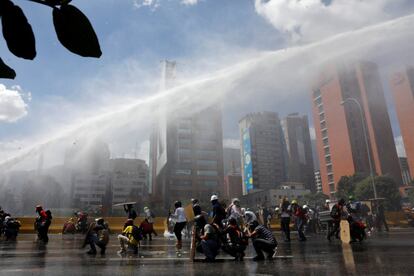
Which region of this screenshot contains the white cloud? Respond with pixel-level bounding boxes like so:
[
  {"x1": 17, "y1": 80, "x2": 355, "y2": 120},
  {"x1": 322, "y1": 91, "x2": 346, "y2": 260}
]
[
  {"x1": 254, "y1": 0, "x2": 411, "y2": 42},
  {"x1": 0, "y1": 84, "x2": 29, "y2": 123},
  {"x1": 181, "y1": 0, "x2": 198, "y2": 5},
  {"x1": 395, "y1": 136, "x2": 406, "y2": 157}
]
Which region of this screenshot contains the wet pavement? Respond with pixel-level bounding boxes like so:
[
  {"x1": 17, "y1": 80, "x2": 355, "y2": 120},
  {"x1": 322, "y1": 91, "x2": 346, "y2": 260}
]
[{"x1": 1, "y1": 229, "x2": 414, "y2": 275}]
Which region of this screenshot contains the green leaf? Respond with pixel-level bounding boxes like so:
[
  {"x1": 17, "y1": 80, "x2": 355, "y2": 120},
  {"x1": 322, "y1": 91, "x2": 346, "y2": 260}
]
[
  {"x1": 1, "y1": 0, "x2": 36, "y2": 60},
  {"x1": 53, "y1": 5, "x2": 102, "y2": 58},
  {"x1": 0, "y1": 58, "x2": 16, "y2": 79}
]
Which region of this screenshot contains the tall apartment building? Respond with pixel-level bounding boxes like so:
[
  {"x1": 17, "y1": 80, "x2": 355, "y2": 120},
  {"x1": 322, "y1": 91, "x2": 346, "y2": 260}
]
[
  {"x1": 314, "y1": 170, "x2": 323, "y2": 193},
  {"x1": 239, "y1": 112, "x2": 287, "y2": 195},
  {"x1": 399, "y1": 157, "x2": 412, "y2": 186},
  {"x1": 282, "y1": 113, "x2": 315, "y2": 192},
  {"x1": 312, "y1": 61, "x2": 402, "y2": 197},
  {"x1": 150, "y1": 61, "x2": 224, "y2": 209},
  {"x1": 109, "y1": 158, "x2": 148, "y2": 205},
  {"x1": 390, "y1": 67, "x2": 414, "y2": 179}
]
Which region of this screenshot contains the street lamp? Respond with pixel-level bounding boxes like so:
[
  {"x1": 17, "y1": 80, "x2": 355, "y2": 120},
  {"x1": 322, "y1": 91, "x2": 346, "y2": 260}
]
[{"x1": 340, "y1": 97, "x2": 378, "y2": 200}]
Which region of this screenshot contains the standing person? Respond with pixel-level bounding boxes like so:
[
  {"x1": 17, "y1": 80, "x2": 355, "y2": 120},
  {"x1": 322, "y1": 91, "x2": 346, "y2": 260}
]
[
  {"x1": 291, "y1": 200, "x2": 307, "y2": 241},
  {"x1": 143, "y1": 206, "x2": 157, "y2": 240},
  {"x1": 280, "y1": 197, "x2": 291, "y2": 242},
  {"x1": 35, "y1": 205, "x2": 50, "y2": 243},
  {"x1": 192, "y1": 198, "x2": 207, "y2": 234},
  {"x1": 170, "y1": 201, "x2": 187, "y2": 253},
  {"x1": 376, "y1": 203, "x2": 389, "y2": 232},
  {"x1": 117, "y1": 219, "x2": 140, "y2": 255},
  {"x1": 247, "y1": 221, "x2": 277, "y2": 261},
  {"x1": 327, "y1": 199, "x2": 345, "y2": 241},
  {"x1": 123, "y1": 204, "x2": 137, "y2": 220},
  {"x1": 83, "y1": 218, "x2": 109, "y2": 255},
  {"x1": 211, "y1": 195, "x2": 226, "y2": 228},
  {"x1": 226, "y1": 198, "x2": 243, "y2": 226}
]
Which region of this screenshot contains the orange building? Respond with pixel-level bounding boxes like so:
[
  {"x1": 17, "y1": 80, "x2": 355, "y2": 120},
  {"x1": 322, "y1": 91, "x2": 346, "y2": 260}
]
[
  {"x1": 391, "y1": 67, "x2": 414, "y2": 181},
  {"x1": 312, "y1": 61, "x2": 402, "y2": 197}
]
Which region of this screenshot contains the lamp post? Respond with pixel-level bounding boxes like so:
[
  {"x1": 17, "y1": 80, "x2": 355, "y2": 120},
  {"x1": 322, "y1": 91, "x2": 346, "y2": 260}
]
[{"x1": 340, "y1": 98, "x2": 378, "y2": 200}]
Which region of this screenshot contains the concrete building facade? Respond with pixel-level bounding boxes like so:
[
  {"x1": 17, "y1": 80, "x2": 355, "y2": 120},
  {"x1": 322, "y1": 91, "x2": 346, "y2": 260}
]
[
  {"x1": 282, "y1": 113, "x2": 315, "y2": 192},
  {"x1": 391, "y1": 67, "x2": 414, "y2": 180},
  {"x1": 312, "y1": 61, "x2": 402, "y2": 197},
  {"x1": 239, "y1": 112, "x2": 287, "y2": 195}
]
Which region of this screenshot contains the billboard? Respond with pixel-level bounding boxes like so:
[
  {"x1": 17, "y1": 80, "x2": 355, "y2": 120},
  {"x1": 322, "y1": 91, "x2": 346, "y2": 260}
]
[{"x1": 242, "y1": 128, "x2": 253, "y2": 193}]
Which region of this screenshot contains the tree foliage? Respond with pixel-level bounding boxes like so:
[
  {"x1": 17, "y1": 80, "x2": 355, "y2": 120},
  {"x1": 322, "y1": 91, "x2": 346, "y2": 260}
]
[
  {"x1": 304, "y1": 192, "x2": 329, "y2": 207},
  {"x1": 0, "y1": 0, "x2": 101, "y2": 79},
  {"x1": 335, "y1": 173, "x2": 366, "y2": 200}
]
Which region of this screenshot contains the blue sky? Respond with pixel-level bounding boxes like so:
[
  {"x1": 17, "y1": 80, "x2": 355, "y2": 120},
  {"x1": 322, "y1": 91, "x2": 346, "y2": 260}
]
[{"x1": 1, "y1": 0, "x2": 414, "y2": 164}]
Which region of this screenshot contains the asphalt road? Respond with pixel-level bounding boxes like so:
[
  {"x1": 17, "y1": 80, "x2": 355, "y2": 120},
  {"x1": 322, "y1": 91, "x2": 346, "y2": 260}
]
[{"x1": 1, "y1": 229, "x2": 414, "y2": 275}]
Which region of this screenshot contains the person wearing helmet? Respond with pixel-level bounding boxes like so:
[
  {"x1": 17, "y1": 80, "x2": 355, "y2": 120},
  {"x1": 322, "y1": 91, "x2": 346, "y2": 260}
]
[
  {"x1": 117, "y1": 219, "x2": 140, "y2": 255},
  {"x1": 291, "y1": 200, "x2": 307, "y2": 242},
  {"x1": 83, "y1": 217, "x2": 109, "y2": 255},
  {"x1": 328, "y1": 198, "x2": 346, "y2": 241},
  {"x1": 211, "y1": 195, "x2": 226, "y2": 228},
  {"x1": 247, "y1": 220, "x2": 277, "y2": 261},
  {"x1": 226, "y1": 198, "x2": 243, "y2": 226},
  {"x1": 280, "y1": 197, "x2": 291, "y2": 242},
  {"x1": 170, "y1": 201, "x2": 187, "y2": 252}
]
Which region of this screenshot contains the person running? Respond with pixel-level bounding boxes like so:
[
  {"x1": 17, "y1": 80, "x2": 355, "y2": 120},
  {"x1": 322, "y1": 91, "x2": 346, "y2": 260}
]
[
  {"x1": 291, "y1": 200, "x2": 307, "y2": 241},
  {"x1": 222, "y1": 218, "x2": 247, "y2": 261},
  {"x1": 83, "y1": 218, "x2": 109, "y2": 255},
  {"x1": 327, "y1": 198, "x2": 345, "y2": 241},
  {"x1": 247, "y1": 220, "x2": 277, "y2": 261},
  {"x1": 211, "y1": 195, "x2": 226, "y2": 228},
  {"x1": 280, "y1": 197, "x2": 291, "y2": 242},
  {"x1": 117, "y1": 219, "x2": 140, "y2": 255},
  {"x1": 170, "y1": 201, "x2": 187, "y2": 252}
]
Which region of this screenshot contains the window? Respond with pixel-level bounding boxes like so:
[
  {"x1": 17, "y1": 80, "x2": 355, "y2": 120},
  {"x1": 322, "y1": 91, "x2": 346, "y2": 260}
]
[
  {"x1": 320, "y1": 120, "x2": 326, "y2": 129},
  {"x1": 202, "y1": 180, "x2": 218, "y2": 187},
  {"x1": 197, "y1": 160, "x2": 217, "y2": 167},
  {"x1": 326, "y1": 164, "x2": 333, "y2": 173},
  {"x1": 197, "y1": 170, "x2": 218, "y2": 176},
  {"x1": 323, "y1": 137, "x2": 329, "y2": 146},
  {"x1": 328, "y1": 174, "x2": 334, "y2": 183},
  {"x1": 325, "y1": 155, "x2": 331, "y2": 164},
  {"x1": 324, "y1": 147, "x2": 330, "y2": 155},
  {"x1": 197, "y1": 149, "x2": 217, "y2": 159},
  {"x1": 319, "y1": 112, "x2": 325, "y2": 121},
  {"x1": 174, "y1": 180, "x2": 192, "y2": 186},
  {"x1": 175, "y1": 169, "x2": 192, "y2": 175},
  {"x1": 318, "y1": 104, "x2": 324, "y2": 113},
  {"x1": 322, "y1": 129, "x2": 328, "y2": 139}
]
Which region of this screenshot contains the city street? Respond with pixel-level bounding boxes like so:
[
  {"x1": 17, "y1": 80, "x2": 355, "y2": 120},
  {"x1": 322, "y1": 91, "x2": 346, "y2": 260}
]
[{"x1": 1, "y1": 229, "x2": 414, "y2": 275}]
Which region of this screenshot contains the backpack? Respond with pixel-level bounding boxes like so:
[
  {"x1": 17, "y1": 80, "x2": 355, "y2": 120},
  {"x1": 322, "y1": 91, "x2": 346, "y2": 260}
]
[
  {"x1": 45, "y1": 210, "x2": 52, "y2": 220},
  {"x1": 131, "y1": 225, "x2": 143, "y2": 241},
  {"x1": 98, "y1": 228, "x2": 110, "y2": 245}
]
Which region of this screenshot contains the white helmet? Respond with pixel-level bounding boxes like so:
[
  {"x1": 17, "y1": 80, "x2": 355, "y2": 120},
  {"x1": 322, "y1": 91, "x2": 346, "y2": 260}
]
[
  {"x1": 232, "y1": 198, "x2": 240, "y2": 204},
  {"x1": 325, "y1": 199, "x2": 331, "y2": 204},
  {"x1": 303, "y1": 205, "x2": 308, "y2": 209},
  {"x1": 274, "y1": 207, "x2": 280, "y2": 212},
  {"x1": 211, "y1": 195, "x2": 218, "y2": 201}
]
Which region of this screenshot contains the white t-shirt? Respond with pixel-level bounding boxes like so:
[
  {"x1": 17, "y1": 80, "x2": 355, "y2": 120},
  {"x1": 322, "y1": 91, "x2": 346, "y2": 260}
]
[{"x1": 172, "y1": 207, "x2": 187, "y2": 223}]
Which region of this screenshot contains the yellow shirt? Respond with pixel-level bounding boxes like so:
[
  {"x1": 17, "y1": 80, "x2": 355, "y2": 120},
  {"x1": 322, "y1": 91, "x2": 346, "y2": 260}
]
[{"x1": 122, "y1": 226, "x2": 139, "y2": 246}]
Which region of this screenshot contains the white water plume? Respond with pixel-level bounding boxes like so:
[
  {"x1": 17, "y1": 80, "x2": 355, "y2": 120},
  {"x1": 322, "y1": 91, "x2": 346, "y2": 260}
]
[{"x1": 1, "y1": 13, "x2": 414, "y2": 174}]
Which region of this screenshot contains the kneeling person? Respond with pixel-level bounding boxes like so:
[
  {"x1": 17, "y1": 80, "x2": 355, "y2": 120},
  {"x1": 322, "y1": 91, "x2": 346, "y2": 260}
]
[
  {"x1": 84, "y1": 218, "x2": 109, "y2": 255},
  {"x1": 199, "y1": 223, "x2": 220, "y2": 262},
  {"x1": 223, "y1": 218, "x2": 247, "y2": 261},
  {"x1": 248, "y1": 221, "x2": 277, "y2": 261},
  {"x1": 118, "y1": 219, "x2": 141, "y2": 255}
]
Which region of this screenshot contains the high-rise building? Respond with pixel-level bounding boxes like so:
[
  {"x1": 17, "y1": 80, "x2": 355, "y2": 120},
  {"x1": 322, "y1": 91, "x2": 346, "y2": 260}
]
[
  {"x1": 223, "y1": 147, "x2": 241, "y2": 175},
  {"x1": 282, "y1": 113, "x2": 315, "y2": 192},
  {"x1": 150, "y1": 61, "x2": 224, "y2": 209},
  {"x1": 312, "y1": 61, "x2": 402, "y2": 197},
  {"x1": 314, "y1": 170, "x2": 323, "y2": 193},
  {"x1": 390, "y1": 67, "x2": 414, "y2": 179},
  {"x1": 399, "y1": 157, "x2": 412, "y2": 186},
  {"x1": 109, "y1": 158, "x2": 148, "y2": 206},
  {"x1": 239, "y1": 112, "x2": 287, "y2": 195}
]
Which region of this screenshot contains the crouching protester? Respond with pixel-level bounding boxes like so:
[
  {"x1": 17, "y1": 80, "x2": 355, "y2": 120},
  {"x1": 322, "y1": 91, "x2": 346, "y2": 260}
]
[
  {"x1": 247, "y1": 221, "x2": 277, "y2": 261},
  {"x1": 198, "y1": 223, "x2": 220, "y2": 262},
  {"x1": 222, "y1": 218, "x2": 247, "y2": 261},
  {"x1": 3, "y1": 216, "x2": 21, "y2": 241},
  {"x1": 83, "y1": 218, "x2": 109, "y2": 255},
  {"x1": 117, "y1": 219, "x2": 141, "y2": 255}
]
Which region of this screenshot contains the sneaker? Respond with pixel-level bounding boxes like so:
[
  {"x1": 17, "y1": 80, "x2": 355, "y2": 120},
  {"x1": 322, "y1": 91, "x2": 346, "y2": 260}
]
[{"x1": 253, "y1": 255, "x2": 265, "y2": 261}]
